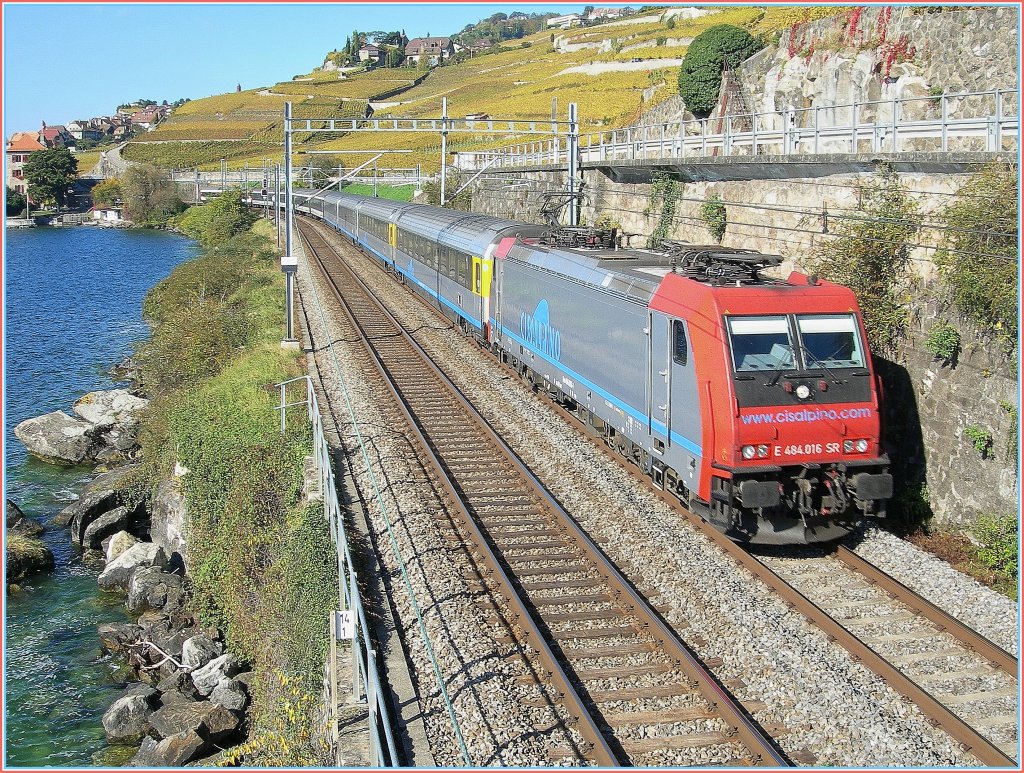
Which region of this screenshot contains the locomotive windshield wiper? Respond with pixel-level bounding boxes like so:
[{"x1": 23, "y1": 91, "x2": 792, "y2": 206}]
[
  {"x1": 765, "y1": 345, "x2": 797, "y2": 386},
  {"x1": 797, "y1": 344, "x2": 845, "y2": 384}
]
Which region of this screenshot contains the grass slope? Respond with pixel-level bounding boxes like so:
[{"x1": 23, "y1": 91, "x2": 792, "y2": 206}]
[{"x1": 123, "y1": 5, "x2": 846, "y2": 172}]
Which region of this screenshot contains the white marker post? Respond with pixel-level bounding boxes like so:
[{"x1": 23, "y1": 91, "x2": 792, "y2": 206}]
[{"x1": 281, "y1": 254, "x2": 298, "y2": 348}]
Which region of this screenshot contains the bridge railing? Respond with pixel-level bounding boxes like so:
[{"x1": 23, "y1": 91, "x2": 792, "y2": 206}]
[
  {"x1": 275, "y1": 375, "x2": 400, "y2": 766},
  {"x1": 458, "y1": 88, "x2": 1018, "y2": 169}
]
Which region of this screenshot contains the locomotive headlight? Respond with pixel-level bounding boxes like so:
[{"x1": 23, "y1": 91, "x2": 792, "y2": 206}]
[
  {"x1": 843, "y1": 440, "x2": 854, "y2": 453},
  {"x1": 795, "y1": 384, "x2": 811, "y2": 400},
  {"x1": 757, "y1": 444, "x2": 770, "y2": 458},
  {"x1": 741, "y1": 445, "x2": 756, "y2": 460},
  {"x1": 856, "y1": 439, "x2": 869, "y2": 453}
]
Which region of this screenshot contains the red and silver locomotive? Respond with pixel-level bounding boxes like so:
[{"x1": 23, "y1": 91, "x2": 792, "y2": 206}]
[{"x1": 292, "y1": 190, "x2": 893, "y2": 544}]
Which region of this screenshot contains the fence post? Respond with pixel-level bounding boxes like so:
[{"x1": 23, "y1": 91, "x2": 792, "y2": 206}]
[
  {"x1": 701, "y1": 118, "x2": 708, "y2": 156},
  {"x1": 851, "y1": 101, "x2": 859, "y2": 152},
  {"x1": 891, "y1": 94, "x2": 898, "y2": 152},
  {"x1": 350, "y1": 570, "x2": 361, "y2": 703},
  {"x1": 724, "y1": 115, "x2": 732, "y2": 155},
  {"x1": 992, "y1": 89, "x2": 1003, "y2": 151},
  {"x1": 279, "y1": 384, "x2": 287, "y2": 433},
  {"x1": 751, "y1": 112, "x2": 758, "y2": 155},
  {"x1": 813, "y1": 105, "x2": 820, "y2": 154}
]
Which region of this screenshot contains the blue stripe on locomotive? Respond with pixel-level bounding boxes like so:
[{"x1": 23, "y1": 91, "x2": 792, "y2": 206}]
[{"x1": 313, "y1": 200, "x2": 702, "y2": 463}]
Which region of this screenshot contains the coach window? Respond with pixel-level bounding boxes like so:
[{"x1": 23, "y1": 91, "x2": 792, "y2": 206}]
[
  {"x1": 672, "y1": 320, "x2": 688, "y2": 366},
  {"x1": 457, "y1": 252, "x2": 469, "y2": 285}
]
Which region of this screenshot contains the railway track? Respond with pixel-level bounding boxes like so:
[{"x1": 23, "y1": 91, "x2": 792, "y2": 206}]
[
  {"x1": 298, "y1": 218, "x2": 792, "y2": 767},
  {"x1": 753, "y1": 543, "x2": 1019, "y2": 764}
]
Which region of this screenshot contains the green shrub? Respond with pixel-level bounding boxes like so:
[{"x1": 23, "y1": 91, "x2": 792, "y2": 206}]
[
  {"x1": 678, "y1": 25, "x2": 763, "y2": 116},
  {"x1": 964, "y1": 424, "x2": 994, "y2": 458},
  {"x1": 972, "y1": 513, "x2": 1018, "y2": 581},
  {"x1": 646, "y1": 173, "x2": 681, "y2": 249},
  {"x1": 806, "y1": 166, "x2": 920, "y2": 357},
  {"x1": 700, "y1": 193, "x2": 727, "y2": 242},
  {"x1": 934, "y1": 163, "x2": 1018, "y2": 352},
  {"x1": 1000, "y1": 400, "x2": 1018, "y2": 464},
  {"x1": 175, "y1": 189, "x2": 258, "y2": 248},
  {"x1": 923, "y1": 320, "x2": 961, "y2": 364}
]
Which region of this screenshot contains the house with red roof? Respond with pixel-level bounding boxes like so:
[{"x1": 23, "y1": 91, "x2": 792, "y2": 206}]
[{"x1": 6, "y1": 132, "x2": 46, "y2": 195}]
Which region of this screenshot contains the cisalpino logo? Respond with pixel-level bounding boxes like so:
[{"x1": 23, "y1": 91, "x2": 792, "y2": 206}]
[{"x1": 520, "y1": 299, "x2": 561, "y2": 360}]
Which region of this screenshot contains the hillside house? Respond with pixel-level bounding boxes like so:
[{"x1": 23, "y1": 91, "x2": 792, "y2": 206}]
[
  {"x1": 39, "y1": 123, "x2": 73, "y2": 149},
  {"x1": 6, "y1": 132, "x2": 46, "y2": 195},
  {"x1": 405, "y1": 36, "x2": 454, "y2": 66},
  {"x1": 586, "y1": 8, "x2": 624, "y2": 22},
  {"x1": 469, "y1": 38, "x2": 493, "y2": 52},
  {"x1": 546, "y1": 14, "x2": 581, "y2": 29},
  {"x1": 358, "y1": 43, "x2": 384, "y2": 63},
  {"x1": 67, "y1": 121, "x2": 104, "y2": 143},
  {"x1": 130, "y1": 109, "x2": 160, "y2": 130}
]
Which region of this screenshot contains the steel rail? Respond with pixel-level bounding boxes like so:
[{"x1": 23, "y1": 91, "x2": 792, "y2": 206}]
[
  {"x1": 299, "y1": 217, "x2": 792, "y2": 767},
  {"x1": 298, "y1": 221, "x2": 617, "y2": 766},
  {"x1": 299, "y1": 217, "x2": 1017, "y2": 769},
  {"x1": 538, "y1": 400, "x2": 1018, "y2": 769},
  {"x1": 832, "y1": 545, "x2": 1018, "y2": 677}
]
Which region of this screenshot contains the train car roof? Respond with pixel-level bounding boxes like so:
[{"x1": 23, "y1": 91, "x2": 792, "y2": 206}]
[
  {"x1": 507, "y1": 241, "x2": 665, "y2": 304},
  {"x1": 397, "y1": 206, "x2": 544, "y2": 256}
]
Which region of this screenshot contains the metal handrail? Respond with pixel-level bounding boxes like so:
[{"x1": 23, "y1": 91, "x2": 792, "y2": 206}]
[
  {"x1": 276, "y1": 375, "x2": 400, "y2": 766},
  {"x1": 459, "y1": 88, "x2": 1017, "y2": 169}
]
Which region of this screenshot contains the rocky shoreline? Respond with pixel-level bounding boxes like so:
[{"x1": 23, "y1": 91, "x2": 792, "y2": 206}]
[{"x1": 9, "y1": 363, "x2": 254, "y2": 765}]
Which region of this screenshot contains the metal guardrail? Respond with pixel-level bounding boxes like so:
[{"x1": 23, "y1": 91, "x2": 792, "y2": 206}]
[
  {"x1": 275, "y1": 375, "x2": 400, "y2": 767},
  {"x1": 458, "y1": 89, "x2": 1018, "y2": 169}
]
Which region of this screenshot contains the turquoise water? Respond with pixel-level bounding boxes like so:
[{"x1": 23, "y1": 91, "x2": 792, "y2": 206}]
[{"x1": 4, "y1": 226, "x2": 195, "y2": 766}]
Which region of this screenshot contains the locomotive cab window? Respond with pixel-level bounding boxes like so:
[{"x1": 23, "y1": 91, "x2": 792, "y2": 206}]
[
  {"x1": 672, "y1": 320, "x2": 688, "y2": 366},
  {"x1": 796, "y1": 314, "x2": 865, "y2": 368},
  {"x1": 727, "y1": 316, "x2": 794, "y2": 372}
]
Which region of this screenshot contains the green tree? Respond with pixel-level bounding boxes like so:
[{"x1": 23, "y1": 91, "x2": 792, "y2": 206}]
[
  {"x1": 306, "y1": 155, "x2": 344, "y2": 188},
  {"x1": 5, "y1": 186, "x2": 26, "y2": 215},
  {"x1": 121, "y1": 164, "x2": 186, "y2": 226},
  {"x1": 422, "y1": 169, "x2": 471, "y2": 211},
  {"x1": 807, "y1": 167, "x2": 921, "y2": 356},
  {"x1": 417, "y1": 51, "x2": 431, "y2": 71},
  {"x1": 677, "y1": 25, "x2": 763, "y2": 116},
  {"x1": 176, "y1": 189, "x2": 257, "y2": 247},
  {"x1": 934, "y1": 162, "x2": 1018, "y2": 347},
  {"x1": 91, "y1": 177, "x2": 123, "y2": 208},
  {"x1": 23, "y1": 148, "x2": 78, "y2": 210}
]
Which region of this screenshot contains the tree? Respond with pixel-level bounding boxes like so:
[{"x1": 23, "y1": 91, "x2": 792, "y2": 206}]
[
  {"x1": 23, "y1": 148, "x2": 78, "y2": 210},
  {"x1": 307, "y1": 155, "x2": 344, "y2": 188},
  {"x1": 176, "y1": 189, "x2": 257, "y2": 247},
  {"x1": 6, "y1": 186, "x2": 26, "y2": 215},
  {"x1": 417, "y1": 51, "x2": 431, "y2": 71},
  {"x1": 806, "y1": 167, "x2": 920, "y2": 357},
  {"x1": 91, "y1": 177, "x2": 123, "y2": 208},
  {"x1": 384, "y1": 46, "x2": 405, "y2": 68},
  {"x1": 677, "y1": 25, "x2": 763, "y2": 116},
  {"x1": 121, "y1": 164, "x2": 185, "y2": 226},
  {"x1": 935, "y1": 162, "x2": 1019, "y2": 345}
]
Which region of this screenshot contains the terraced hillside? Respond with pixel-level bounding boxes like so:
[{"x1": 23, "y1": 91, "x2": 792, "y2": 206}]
[{"x1": 123, "y1": 5, "x2": 846, "y2": 172}]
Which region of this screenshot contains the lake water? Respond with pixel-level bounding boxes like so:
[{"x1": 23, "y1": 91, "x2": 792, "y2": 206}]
[{"x1": 3, "y1": 226, "x2": 195, "y2": 766}]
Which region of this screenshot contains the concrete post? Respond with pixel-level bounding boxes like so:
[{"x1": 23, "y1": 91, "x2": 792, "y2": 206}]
[
  {"x1": 281, "y1": 254, "x2": 298, "y2": 345},
  {"x1": 275, "y1": 163, "x2": 281, "y2": 250}
]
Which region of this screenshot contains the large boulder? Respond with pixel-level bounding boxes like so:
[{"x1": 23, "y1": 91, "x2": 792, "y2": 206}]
[
  {"x1": 72, "y1": 389, "x2": 149, "y2": 427},
  {"x1": 148, "y1": 701, "x2": 240, "y2": 743},
  {"x1": 190, "y1": 654, "x2": 243, "y2": 697},
  {"x1": 98, "y1": 622, "x2": 142, "y2": 655},
  {"x1": 6, "y1": 499, "x2": 43, "y2": 537},
  {"x1": 127, "y1": 567, "x2": 186, "y2": 615},
  {"x1": 13, "y1": 411, "x2": 102, "y2": 465},
  {"x1": 102, "y1": 694, "x2": 153, "y2": 743},
  {"x1": 5, "y1": 534, "x2": 55, "y2": 581},
  {"x1": 105, "y1": 530, "x2": 139, "y2": 562},
  {"x1": 97, "y1": 543, "x2": 166, "y2": 590},
  {"x1": 55, "y1": 463, "x2": 140, "y2": 533},
  {"x1": 156, "y1": 671, "x2": 200, "y2": 706},
  {"x1": 209, "y1": 678, "x2": 248, "y2": 712},
  {"x1": 130, "y1": 730, "x2": 205, "y2": 767},
  {"x1": 150, "y1": 478, "x2": 187, "y2": 569},
  {"x1": 82, "y1": 506, "x2": 132, "y2": 550},
  {"x1": 180, "y1": 634, "x2": 223, "y2": 671}
]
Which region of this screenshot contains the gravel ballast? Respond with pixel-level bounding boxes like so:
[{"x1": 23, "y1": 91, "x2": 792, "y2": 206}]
[{"x1": 300, "y1": 220, "x2": 1017, "y2": 767}]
